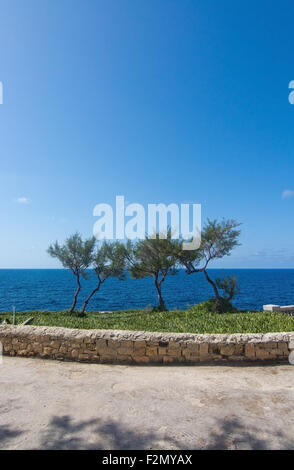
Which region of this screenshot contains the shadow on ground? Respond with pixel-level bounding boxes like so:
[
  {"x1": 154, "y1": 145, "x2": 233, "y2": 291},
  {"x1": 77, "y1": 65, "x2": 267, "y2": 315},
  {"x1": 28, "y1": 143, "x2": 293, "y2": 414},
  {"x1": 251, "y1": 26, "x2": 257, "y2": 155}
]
[
  {"x1": 0, "y1": 425, "x2": 23, "y2": 446},
  {"x1": 37, "y1": 414, "x2": 294, "y2": 450},
  {"x1": 40, "y1": 415, "x2": 180, "y2": 450},
  {"x1": 206, "y1": 417, "x2": 294, "y2": 450}
]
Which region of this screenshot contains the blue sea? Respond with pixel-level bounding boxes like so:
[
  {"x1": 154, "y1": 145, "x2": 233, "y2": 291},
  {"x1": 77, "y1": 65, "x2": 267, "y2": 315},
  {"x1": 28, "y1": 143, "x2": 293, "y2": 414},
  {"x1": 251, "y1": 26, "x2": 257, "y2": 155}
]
[{"x1": 0, "y1": 269, "x2": 293, "y2": 313}]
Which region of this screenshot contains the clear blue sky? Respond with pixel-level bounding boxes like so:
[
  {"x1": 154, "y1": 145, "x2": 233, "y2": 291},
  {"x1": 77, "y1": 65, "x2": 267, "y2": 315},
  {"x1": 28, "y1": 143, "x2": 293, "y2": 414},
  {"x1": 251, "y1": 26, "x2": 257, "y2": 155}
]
[{"x1": 0, "y1": 0, "x2": 294, "y2": 268}]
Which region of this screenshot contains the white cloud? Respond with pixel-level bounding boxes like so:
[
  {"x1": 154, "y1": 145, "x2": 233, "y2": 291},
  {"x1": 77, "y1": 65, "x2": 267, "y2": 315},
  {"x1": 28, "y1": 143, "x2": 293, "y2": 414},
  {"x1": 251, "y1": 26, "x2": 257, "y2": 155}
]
[
  {"x1": 16, "y1": 197, "x2": 30, "y2": 204},
  {"x1": 252, "y1": 248, "x2": 292, "y2": 259},
  {"x1": 282, "y1": 190, "x2": 294, "y2": 200}
]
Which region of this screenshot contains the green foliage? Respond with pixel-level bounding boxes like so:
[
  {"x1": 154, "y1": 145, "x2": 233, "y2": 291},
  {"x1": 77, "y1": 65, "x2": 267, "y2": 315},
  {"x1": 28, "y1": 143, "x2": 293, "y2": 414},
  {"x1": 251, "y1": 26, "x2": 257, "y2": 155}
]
[
  {"x1": 47, "y1": 233, "x2": 97, "y2": 313},
  {"x1": 215, "y1": 272, "x2": 240, "y2": 301},
  {"x1": 4, "y1": 307, "x2": 294, "y2": 334},
  {"x1": 201, "y1": 219, "x2": 241, "y2": 261},
  {"x1": 47, "y1": 235, "x2": 128, "y2": 314},
  {"x1": 47, "y1": 232, "x2": 96, "y2": 278},
  {"x1": 127, "y1": 231, "x2": 181, "y2": 310},
  {"x1": 177, "y1": 219, "x2": 241, "y2": 308},
  {"x1": 93, "y1": 241, "x2": 126, "y2": 282},
  {"x1": 195, "y1": 298, "x2": 237, "y2": 313},
  {"x1": 127, "y1": 232, "x2": 180, "y2": 280},
  {"x1": 180, "y1": 219, "x2": 241, "y2": 271},
  {"x1": 80, "y1": 240, "x2": 127, "y2": 313}
]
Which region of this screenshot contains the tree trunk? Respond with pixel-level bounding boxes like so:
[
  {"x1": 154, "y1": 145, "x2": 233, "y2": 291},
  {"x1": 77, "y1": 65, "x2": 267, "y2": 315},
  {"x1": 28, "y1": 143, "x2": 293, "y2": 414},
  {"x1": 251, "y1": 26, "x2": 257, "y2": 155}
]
[
  {"x1": 81, "y1": 280, "x2": 102, "y2": 314},
  {"x1": 154, "y1": 278, "x2": 166, "y2": 310},
  {"x1": 203, "y1": 269, "x2": 222, "y2": 311},
  {"x1": 69, "y1": 274, "x2": 81, "y2": 314}
]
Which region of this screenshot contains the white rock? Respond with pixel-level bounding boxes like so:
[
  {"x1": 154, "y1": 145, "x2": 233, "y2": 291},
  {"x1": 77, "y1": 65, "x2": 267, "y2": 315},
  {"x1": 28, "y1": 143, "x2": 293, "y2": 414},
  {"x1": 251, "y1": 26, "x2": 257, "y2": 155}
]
[
  {"x1": 263, "y1": 305, "x2": 281, "y2": 312},
  {"x1": 280, "y1": 306, "x2": 294, "y2": 312}
]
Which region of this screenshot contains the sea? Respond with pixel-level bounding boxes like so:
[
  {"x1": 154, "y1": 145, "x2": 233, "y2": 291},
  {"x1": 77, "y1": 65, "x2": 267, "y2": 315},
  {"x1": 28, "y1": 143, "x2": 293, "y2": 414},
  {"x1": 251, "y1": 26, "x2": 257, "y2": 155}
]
[{"x1": 0, "y1": 269, "x2": 294, "y2": 313}]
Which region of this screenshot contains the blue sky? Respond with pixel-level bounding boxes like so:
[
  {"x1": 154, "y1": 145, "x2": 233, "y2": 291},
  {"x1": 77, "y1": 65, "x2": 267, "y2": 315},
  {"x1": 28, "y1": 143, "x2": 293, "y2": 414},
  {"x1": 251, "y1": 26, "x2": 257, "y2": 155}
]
[{"x1": 0, "y1": 0, "x2": 294, "y2": 268}]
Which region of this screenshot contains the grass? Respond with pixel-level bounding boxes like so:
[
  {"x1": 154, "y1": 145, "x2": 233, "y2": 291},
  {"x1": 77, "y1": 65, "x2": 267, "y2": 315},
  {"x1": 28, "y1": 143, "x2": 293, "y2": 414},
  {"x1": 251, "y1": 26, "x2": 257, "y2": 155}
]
[{"x1": 1, "y1": 304, "x2": 294, "y2": 334}]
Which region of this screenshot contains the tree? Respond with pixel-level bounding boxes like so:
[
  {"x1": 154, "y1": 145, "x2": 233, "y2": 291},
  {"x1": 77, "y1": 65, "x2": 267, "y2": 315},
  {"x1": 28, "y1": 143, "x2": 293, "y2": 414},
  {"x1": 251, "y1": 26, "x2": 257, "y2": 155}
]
[
  {"x1": 127, "y1": 232, "x2": 180, "y2": 311},
  {"x1": 47, "y1": 233, "x2": 96, "y2": 314},
  {"x1": 81, "y1": 241, "x2": 126, "y2": 313},
  {"x1": 179, "y1": 219, "x2": 241, "y2": 311},
  {"x1": 215, "y1": 271, "x2": 240, "y2": 302}
]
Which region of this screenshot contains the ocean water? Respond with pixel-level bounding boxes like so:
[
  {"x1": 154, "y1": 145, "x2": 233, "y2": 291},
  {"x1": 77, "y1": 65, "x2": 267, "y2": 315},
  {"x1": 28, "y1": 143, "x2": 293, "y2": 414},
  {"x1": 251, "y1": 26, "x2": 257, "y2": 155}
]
[{"x1": 0, "y1": 269, "x2": 294, "y2": 313}]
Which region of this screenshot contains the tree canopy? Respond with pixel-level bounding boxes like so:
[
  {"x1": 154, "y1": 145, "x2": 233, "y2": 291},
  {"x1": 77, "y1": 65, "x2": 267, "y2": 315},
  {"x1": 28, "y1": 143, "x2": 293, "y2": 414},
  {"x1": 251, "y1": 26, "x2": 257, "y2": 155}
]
[
  {"x1": 126, "y1": 232, "x2": 181, "y2": 310},
  {"x1": 47, "y1": 233, "x2": 96, "y2": 313},
  {"x1": 178, "y1": 219, "x2": 241, "y2": 311},
  {"x1": 81, "y1": 241, "x2": 127, "y2": 313}
]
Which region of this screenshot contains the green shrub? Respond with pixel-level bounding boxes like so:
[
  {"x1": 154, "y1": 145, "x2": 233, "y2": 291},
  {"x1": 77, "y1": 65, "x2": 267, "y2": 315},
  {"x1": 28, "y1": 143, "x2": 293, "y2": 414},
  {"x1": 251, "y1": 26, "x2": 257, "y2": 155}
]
[{"x1": 192, "y1": 298, "x2": 237, "y2": 313}]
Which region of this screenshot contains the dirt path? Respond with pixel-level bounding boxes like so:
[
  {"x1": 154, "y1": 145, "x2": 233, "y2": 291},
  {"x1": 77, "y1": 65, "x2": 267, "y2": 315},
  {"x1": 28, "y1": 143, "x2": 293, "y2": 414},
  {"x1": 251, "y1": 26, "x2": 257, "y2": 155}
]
[{"x1": 1, "y1": 356, "x2": 294, "y2": 450}]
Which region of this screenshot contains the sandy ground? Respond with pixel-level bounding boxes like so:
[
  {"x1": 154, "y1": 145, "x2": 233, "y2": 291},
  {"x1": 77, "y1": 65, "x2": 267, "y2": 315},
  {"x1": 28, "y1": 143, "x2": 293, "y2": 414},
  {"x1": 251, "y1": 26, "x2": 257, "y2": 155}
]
[{"x1": 1, "y1": 356, "x2": 294, "y2": 450}]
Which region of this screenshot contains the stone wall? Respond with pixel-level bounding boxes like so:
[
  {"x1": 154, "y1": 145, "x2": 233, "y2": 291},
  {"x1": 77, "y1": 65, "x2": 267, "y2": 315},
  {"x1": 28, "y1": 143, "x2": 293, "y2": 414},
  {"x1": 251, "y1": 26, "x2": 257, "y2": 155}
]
[{"x1": 0, "y1": 325, "x2": 293, "y2": 364}]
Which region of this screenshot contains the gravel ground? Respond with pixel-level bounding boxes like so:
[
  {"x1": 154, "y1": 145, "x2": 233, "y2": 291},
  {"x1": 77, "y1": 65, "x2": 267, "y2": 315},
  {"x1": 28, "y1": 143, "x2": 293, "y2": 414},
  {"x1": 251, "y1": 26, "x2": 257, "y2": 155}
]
[{"x1": 1, "y1": 356, "x2": 294, "y2": 450}]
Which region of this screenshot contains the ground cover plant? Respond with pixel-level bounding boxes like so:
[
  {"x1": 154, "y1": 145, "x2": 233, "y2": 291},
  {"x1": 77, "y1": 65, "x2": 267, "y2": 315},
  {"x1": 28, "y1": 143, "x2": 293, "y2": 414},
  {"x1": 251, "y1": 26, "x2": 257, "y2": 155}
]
[{"x1": 3, "y1": 304, "x2": 294, "y2": 334}]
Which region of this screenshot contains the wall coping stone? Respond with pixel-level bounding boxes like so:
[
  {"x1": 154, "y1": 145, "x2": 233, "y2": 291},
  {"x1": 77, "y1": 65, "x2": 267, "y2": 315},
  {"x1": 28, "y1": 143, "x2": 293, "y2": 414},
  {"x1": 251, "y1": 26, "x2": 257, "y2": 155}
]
[{"x1": 0, "y1": 324, "x2": 293, "y2": 344}]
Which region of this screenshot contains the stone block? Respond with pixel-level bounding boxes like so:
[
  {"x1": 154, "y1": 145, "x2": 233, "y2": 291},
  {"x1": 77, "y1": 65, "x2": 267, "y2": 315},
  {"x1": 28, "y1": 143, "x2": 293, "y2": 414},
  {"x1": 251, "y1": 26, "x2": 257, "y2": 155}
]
[
  {"x1": 255, "y1": 348, "x2": 270, "y2": 359},
  {"x1": 166, "y1": 349, "x2": 180, "y2": 357},
  {"x1": 168, "y1": 342, "x2": 181, "y2": 350},
  {"x1": 245, "y1": 343, "x2": 255, "y2": 358},
  {"x1": 133, "y1": 355, "x2": 149, "y2": 364},
  {"x1": 100, "y1": 355, "x2": 117, "y2": 364},
  {"x1": 199, "y1": 356, "x2": 210, "y2": 362},
  {"x1": 158, "y1": 347, "x2": 167, "y2": 355},
  {"x1": 18, "y1": 350, "x2": 28, "y2": 356},
  {"x1": 89, "y1": 355, "x2": 100, "y2": 362},
  {"x1": 120, "y1": 340, "x2": 133, "y2": 349},
  {"x1": 117, "y1": 346, "x2": 133, "y2": 355},
  {"x1": 220, "y1": 345, "x2": 236, "y2": 356},
  {"x1": 131, "y1": 347, "x2": 146, "y2": 357},
  {"x1": 71, "y1": 349, "x2": 79, "y2": 358},
  {"x1": 43, "y1": 347, "x2": 53, "y2": 355},
  {"x1": 278, "y1": 343, "x2": 289, "y2": 353},
  {"x1": 95, "y1": 339, "x2": 107, "y2": 348},
  {"x1": 264, "y1": 342, "x2": 278, "y2": 350},
  {"x1": 134, "y1": 340, "x2": 147, "y2": 349},
  {"x1": 107, "y1": 341, "x2": 121, "y2": 350},
  {"x1": 146, "y1": 346, "x2": 158, "y2": 356},
  {"x1": 182, "y1": 348, "x2": 193, "y2": 358},
  {"x1": 163, "y1": 356, "x2": 175, "y2": 364},
  {"x1": 209, "y1": 344, "x2": 220, "y2": 354},
  {"x1": 199, "y1": 343, "x2": 209, "y2": 355},
  {"x1": 78, "y1": 354, "x2": 89, "y2": 361}
]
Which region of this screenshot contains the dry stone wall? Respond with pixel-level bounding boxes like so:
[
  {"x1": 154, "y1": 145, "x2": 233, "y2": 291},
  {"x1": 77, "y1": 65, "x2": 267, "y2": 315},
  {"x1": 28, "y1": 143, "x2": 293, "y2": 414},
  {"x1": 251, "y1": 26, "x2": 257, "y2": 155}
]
[{"x1": 0, "y1": 325, "x2": 293, "y2": 364}]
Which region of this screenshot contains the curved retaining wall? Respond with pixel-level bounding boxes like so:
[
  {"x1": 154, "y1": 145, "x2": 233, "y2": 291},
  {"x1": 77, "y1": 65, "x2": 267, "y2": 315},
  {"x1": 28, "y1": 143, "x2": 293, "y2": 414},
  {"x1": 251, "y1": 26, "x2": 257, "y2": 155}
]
[{"x1": 0, "y1": 325, "x2": 293, "y2": 364}]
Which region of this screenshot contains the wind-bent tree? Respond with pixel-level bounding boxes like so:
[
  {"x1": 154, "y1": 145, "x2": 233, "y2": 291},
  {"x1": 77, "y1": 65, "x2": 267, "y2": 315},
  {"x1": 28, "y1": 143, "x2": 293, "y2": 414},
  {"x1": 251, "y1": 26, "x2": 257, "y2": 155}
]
[
  {"x1": 47, "y1": 233, "x2": 96, "y2": 314},
  {"x1": 179, "y1": 219, "x2": 241, "y2": 311},
  {"x1": 81, "y1": 241, "x2": 126, "y2": 313},
  {"x1": 127, "y1": 232, "x2": 180, "y2": 311}
]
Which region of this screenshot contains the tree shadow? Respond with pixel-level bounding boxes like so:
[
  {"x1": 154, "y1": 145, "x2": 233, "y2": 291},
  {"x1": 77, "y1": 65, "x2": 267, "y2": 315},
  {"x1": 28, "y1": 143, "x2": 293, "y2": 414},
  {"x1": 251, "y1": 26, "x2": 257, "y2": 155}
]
[
  {"x1": 40, "y1": 415, "x2": 181, "y2": 450},
  {"x1": 205, "y1": 416, "x2": 294, "y2": 450},
  {"x1": 2, "y1": 414, "x2": 294, "y2": 450},
  {"x1": 0, "y1": 424, "x2": 23, "y2": 448}
]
